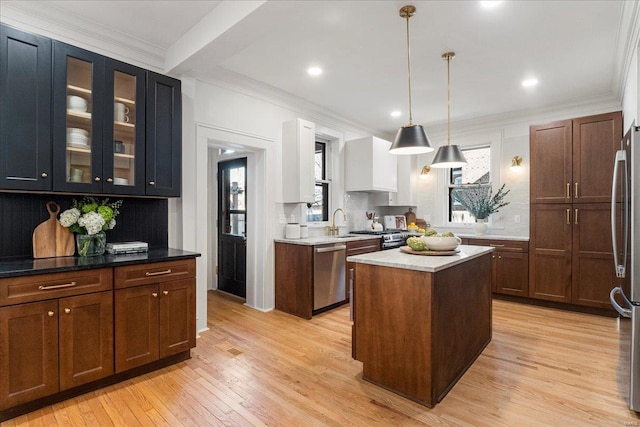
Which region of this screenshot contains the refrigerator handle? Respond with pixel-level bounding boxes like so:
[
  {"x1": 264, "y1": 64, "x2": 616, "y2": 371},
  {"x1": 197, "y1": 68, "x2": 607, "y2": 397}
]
[
  {"x1": 612, "y1": 150, "x2": 627, "y2": 278},
  {"x1": 610, "y1": 287, "x2": 632, "y2": 318}
]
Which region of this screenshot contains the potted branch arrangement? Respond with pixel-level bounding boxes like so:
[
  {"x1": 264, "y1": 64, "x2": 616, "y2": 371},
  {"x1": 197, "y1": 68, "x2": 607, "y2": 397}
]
[{"x1": 452, "y1": 184, "x2": 510, "y2": 235}]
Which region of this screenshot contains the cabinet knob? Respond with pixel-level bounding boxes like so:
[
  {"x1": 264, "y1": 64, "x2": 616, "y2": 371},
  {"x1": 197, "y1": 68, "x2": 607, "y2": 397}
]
[
  {"x1": 152, "y1": 292, "x2": 158, "y2": 298},
  {"x1": 94, "y1": 176, "x2": 101, "y2": 182},
  {"x1": 492, "y1": 255, "x2": 495, "y2": 259},
  {"x1": 64, "y1": 308, "x2": 71, "y2": 314},
  {"x1": 106, "y1": 177, "x2": 114, "y2": 183},
  {"x1": 498, "y1": 255, "x2": 502, "y2": 259},
  {"x1": 149, "y1": 181, "x2": 156, "y2": 186},
  {"x1": 41, "y1": 172, "x2": 48, "y2": 178},
  {"x1": 47, "y1": 311, "x2": 55, "y2": 317},
  {"x1": 163, "y1": 290, "x2": 169, "y2": 296}
]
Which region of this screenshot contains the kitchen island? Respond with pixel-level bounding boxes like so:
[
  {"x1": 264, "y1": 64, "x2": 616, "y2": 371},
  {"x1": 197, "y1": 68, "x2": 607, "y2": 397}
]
[{"x1": 348, "y1": 245, "x2": 494, "y2": 407}]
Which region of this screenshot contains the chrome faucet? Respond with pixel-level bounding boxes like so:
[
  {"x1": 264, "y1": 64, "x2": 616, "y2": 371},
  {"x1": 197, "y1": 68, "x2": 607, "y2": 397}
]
[{"x1": 327, "y1": 208, "x2": 347, "y2": 236}]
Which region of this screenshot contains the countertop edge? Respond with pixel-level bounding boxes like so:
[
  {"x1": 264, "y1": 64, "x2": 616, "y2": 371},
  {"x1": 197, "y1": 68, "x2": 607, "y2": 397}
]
[{"x1": 0, "y1": 249, "x2": 201, "y2": 278}]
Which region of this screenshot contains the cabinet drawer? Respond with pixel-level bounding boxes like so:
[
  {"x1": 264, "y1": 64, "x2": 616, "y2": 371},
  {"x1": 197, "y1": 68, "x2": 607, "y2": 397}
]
[
  {"x1": 465, "y1": 239, "x2": 529, "y2": 253},
  {"x1": 0, "y1": 268, "x2": 113, "y2": 307},
  {"x1": 115, "y1": 259, "x2": 196, "y2": 289},
  {"x1": 346, "y1": 239, "x2": 381, "y2": 256}
]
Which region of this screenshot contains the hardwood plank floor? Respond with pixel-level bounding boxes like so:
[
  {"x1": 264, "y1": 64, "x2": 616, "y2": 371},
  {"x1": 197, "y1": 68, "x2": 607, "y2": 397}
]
[{"x1": 3, "y1": 290, "x2": 640, "y2": 426}]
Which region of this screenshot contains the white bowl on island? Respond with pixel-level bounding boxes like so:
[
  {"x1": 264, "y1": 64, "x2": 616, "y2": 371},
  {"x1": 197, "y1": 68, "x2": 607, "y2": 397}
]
[{"x1": 421, "y1": 235, "x2": 462, "y2": 251}]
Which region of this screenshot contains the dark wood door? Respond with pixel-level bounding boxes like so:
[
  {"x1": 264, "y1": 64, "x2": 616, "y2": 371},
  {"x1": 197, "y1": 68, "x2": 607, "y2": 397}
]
[
  {"x1": 115, "y1": 285, "x2": 159, "y2": 373},
  {"x1": 0, "y1": 300, "x2": 58, "y2": 410},
  {"x1": 102, "y1": 58, "x2": 146, "y2": 195},
  {"x1": 571, "y1": 204, "x2": 621, "y2": 309},
  {"x1": 346, "y1": 238, "x2": 381, "y2": 301},
  {"x1": 159, "y1": 279, "x2": 196, "y2": 358},
  {"x1": 59, "y1": 291, "x2": 114, "y2": 391},
  {"x1": 0, "y1": 24, "x2": 52, "y2": 191},
  {"x1": 495, "y1": 252, "x2": 529, "y2": 296},
  {"x1": 217, "y1": 158, "x2": 247, "y2": 298},
  {"x1": 572, "y1": 112, "x2": 622, "y2": 204},
  {"x1": 530, "y1": 120, "x2": 572, "y2": 204},
  {"x1": 52, "y1": 41, "x2": 105, "y2": 193},
  {"x1": 146, "y1": 72, "x2": 181, "y2": 197},
  {"x1": 529, "y1": 204, "x2": 572, "y2": 302}
]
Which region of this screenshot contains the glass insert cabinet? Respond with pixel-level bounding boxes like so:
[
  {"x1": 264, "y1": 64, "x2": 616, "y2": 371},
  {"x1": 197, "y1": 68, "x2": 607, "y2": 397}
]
[{"x1": 53, "y1": 42, "x2": 145, "y2": 195}]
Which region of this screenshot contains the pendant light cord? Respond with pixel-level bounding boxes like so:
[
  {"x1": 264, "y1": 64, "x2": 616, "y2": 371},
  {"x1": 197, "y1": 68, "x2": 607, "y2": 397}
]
[
  {"x1": 405, "y1": 13, "x2": 413, "y2": 126},
  {"x1": 446, "y1": 54, "x2": 451, "y2": 146}
]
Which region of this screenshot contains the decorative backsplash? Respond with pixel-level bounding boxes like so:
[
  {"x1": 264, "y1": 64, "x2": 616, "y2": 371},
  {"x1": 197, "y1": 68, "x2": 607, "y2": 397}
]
[{"x1": 0, "y1": 193, "x2": 168, "y2": 259}]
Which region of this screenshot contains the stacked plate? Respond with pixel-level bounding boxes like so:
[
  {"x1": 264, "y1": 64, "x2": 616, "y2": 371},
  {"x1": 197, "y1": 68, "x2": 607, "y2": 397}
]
[
  {"x1": 67, "y1": 95, "x2": 88, "y2": 112},
  {"x1": 67, "y1": 128, "x2": 89, "y2": 148}
]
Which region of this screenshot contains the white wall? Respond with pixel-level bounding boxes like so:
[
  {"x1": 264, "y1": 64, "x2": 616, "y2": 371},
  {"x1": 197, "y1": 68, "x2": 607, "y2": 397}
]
[{"x1": 623, "y1": 46, "x2": 639, "y2": 132}]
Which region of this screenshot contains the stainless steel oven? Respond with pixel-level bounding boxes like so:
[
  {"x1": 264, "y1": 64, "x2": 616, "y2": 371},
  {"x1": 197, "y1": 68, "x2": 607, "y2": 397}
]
[{"x1": 350, "y1": 230, "x2": 408, "y2": 250}]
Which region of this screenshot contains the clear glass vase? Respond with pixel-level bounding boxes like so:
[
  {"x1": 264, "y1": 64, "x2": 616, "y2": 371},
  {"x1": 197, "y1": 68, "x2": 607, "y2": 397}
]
[{"x1": 76, "y1": 231, "x2": 106, "y2": 256}]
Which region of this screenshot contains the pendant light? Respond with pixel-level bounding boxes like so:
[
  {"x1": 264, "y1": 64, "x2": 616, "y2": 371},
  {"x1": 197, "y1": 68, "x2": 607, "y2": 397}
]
[
  {"x1": 430, "y1": 52, "x2": 467, "y2": 168},
  {"x1": 389, "y1": 5, "x2": 434, "y2": 155}
]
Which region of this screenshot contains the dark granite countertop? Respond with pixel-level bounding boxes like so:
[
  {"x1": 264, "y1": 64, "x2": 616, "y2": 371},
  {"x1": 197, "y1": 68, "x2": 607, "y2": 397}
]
[{"x1": 0, "y1": 248, "x2": 201, "y2": 278}]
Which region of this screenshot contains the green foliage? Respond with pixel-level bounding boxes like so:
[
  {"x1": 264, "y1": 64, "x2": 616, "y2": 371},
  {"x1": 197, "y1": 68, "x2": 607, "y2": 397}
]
[
  {"x1": 452, "y1": 184, "x2": 510, "y2": 220},
  {"x1": 407, "y1": 236, "x2": 428, "y2": 251}
]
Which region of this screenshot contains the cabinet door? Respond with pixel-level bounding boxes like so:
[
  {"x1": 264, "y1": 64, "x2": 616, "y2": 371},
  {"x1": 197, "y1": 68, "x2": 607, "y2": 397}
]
[
  {"x1": 52, "y1": 41, "x2": 105, "y2": 193},
  {"x1": 115, "y1": 285, "x2": 159, "y2": 372},
  {"x1": 0, "y1": 24, "x2": 52, "y2": 191},
  {"x1": 146, "y1": 72, "x2": 181, "y2": 197},
  {"x1": 103, "y1": 58, "x2": 146, "y2": 195},
  {"x1": 495, "y1": 252, "x2": 529, "y2": 296},
  {"x1": 530, "y1": 120, "x2": 572, "y2": 203},
  {"x1": 59, "y1": 291, "x2": 114, "y2": 390},
  {"x1": 572, "y1": 112, "x2": 622, "y2": 204},
  {"x1": 529, "y1": 204, "x2": 572, "y2": 302},
  {"x1": 0, "y1": 300, "x2": 58, "y2": 410},
  {"x1": 571, "y1": 204, "x2": 621, "y2": 308},
  {"x1": 159, "y1": 279, "x2": 196, "y2": 358}
]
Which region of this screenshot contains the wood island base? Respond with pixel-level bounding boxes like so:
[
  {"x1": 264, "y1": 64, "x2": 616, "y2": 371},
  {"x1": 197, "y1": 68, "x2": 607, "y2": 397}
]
[{"x1": 352, "y1": 251, "x2": 492, "y2": 407}]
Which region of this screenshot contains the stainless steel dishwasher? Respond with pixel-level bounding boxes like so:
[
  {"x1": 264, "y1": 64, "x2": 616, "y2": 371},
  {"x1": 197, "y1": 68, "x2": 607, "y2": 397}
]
[{"x1": 314, "y1": 243, "x2": 347, "y2": 311}]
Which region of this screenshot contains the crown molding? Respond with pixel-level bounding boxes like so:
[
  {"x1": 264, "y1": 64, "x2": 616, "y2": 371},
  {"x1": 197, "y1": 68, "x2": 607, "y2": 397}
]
[
  {"x1": 0, "y1": 1, "x2": 164, "y2": 72},
  {"x1": 615, "y1": 0, "x2": 640, "y2": 100}
]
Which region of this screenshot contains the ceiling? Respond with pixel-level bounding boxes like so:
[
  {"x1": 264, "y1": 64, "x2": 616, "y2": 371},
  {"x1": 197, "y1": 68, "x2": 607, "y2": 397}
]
[{"x1": 2, "y1": 1, "x2": 634, "y2": 138}]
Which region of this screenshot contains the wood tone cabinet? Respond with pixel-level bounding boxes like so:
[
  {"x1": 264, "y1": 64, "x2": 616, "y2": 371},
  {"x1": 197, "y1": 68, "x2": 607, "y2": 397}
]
[
  {"x1": 0, "y1": 24, "x2": 52, "y2": 191},
  {"x1": 0, "y1": 23, "x2": 182, "y2": 197},
  {"x1": 346, "y1": 238, "x2": 381, "y2": 301},
  {"x1": 275, "y1": 242, "x2": 313, "y2": 319},
  {"x1": 114, "y1": 261, "x2": 196, "y2": 372},
  {"x1": 530, "y1": 112, "x2": 621, "y2": 204},
  {"x1": 0, "y1": 269, "x2": 113, "y2": 411},
  {"x1": 281, "y1": 118, "x2": 315, "y2": 203},
  {"x1": 463, "y1": 238, "x2": 529, "y2": 296},
  {"x1": 345, "y1": 136, "x2": 397, "y2": 192}
]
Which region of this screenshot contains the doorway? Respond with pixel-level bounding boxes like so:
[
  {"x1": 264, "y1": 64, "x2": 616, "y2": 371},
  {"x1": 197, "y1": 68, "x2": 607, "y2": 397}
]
[{"x1": 217, "y1": 158, "x2": 247, "y2": 298}]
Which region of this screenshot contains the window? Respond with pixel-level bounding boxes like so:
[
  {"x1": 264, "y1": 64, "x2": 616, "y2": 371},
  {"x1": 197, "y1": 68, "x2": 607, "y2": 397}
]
[
  {"x1": 448, "y1": 146, "x2": 491, "y2": 223},
  {"x1": 307, "y1": 141, "x2": 330, "y2": 222}
]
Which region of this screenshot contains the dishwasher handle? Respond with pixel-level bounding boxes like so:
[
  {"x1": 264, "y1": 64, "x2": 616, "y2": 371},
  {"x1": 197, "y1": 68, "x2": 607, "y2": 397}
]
[{"x1": 315, "y1": 245, "x2": 347, "y2": 253}]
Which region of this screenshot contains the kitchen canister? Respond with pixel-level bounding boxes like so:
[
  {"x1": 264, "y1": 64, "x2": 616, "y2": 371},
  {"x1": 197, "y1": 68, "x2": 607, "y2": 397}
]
[
  {"x1": 300, "y1": 224, "x2": 309, "y2": 238},
  {"x1": 285, "y1": 223, "x2": 301, "y2": 239}
]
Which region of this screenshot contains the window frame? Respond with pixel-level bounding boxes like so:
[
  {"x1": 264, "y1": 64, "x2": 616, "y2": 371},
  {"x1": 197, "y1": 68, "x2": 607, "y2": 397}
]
[
  {"x1": 447, "y1": 146, "x2": 492, "y2": 224},
  {"x1": 307, "y1": 139, "x2": 331, "y2": 223}
]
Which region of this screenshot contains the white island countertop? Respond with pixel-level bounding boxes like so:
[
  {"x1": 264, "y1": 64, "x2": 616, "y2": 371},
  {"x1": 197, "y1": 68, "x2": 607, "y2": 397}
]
[
  {"x1": 274, "y1": 235, "x2": 380, "y2": 245},
  {"x1": 347, "y1": 245, "x2": 494, "y2": 273}
]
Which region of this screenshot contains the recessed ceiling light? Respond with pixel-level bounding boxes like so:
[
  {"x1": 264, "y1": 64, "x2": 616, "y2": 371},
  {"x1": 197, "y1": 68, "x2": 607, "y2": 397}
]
[
  {"x1": 307, "y1": 66, "x2": 323, "y2": 77},
  {"x1": 522, "y1": 78, "x2": 538, "y2": 88},
  {"x1": 390, "y1": 111, "x2": 402, "y2": 117},
  {"x1": 480, "y1": 1, "x2": 503, "y2": 8}
]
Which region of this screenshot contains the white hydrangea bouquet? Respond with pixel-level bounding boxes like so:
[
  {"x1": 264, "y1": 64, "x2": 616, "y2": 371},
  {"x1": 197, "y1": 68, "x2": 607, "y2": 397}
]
[{"x1": 60, "y1": 197, "x2": 123, "y2": 256}]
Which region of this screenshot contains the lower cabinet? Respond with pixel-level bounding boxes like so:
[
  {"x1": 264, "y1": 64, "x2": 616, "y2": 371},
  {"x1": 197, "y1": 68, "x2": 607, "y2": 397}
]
[
  {"x1": 115, "y1": 279, "x2": 195, "y2": 372},
  {"x1": 0, "y1": 268, "x2": 113, "y2": 411},
  {"x1": 0, "y1": 257, "x2": 197, "y2": 420},
  {"x1": 463, "y1": 238, "x2": 529, "y2": 297},
  {"x1": 114, "y1": 259, "x2": 196, "y2": 372},
  {"x1": 346, "y1": 238, "x2": 381, "y2": 301}
]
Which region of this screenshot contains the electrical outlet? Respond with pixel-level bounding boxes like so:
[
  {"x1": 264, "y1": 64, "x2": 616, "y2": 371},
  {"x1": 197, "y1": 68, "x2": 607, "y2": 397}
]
[
  {"x1": 279, "y1": 214, "x2": 286, "y2": 224},
  {"x1": 514, "y1": 215, "x2": 521, "y2": 224}
]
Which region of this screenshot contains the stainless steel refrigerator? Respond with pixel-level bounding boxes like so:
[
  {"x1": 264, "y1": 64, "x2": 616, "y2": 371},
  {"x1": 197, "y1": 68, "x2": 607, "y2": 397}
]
[{"x1": 610, "y1": 124, "x2": 640, "y2": 411}]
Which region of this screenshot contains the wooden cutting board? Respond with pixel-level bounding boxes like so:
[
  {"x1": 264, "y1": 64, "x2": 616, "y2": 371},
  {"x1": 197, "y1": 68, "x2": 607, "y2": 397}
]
[
  {"x1": 400, "y1": 246, "x2": 460, "y2": 256},
  {"x1": 32, "y1": 202, "x2": 75, "y2": 258}
]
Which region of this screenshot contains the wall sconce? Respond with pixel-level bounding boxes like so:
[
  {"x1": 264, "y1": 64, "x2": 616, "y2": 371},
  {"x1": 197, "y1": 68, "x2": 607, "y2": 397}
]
[
  {"x1": 419, "y1": 165, "x2": 431, "y2": 179},
  {"x1": 511, "y1": 156, "x2": 523, "y2": 170}
]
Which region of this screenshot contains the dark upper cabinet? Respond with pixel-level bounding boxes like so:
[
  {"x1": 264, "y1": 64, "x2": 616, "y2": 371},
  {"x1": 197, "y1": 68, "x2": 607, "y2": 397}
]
[
  {"x1": 146, "y1": 72, "x2": 181, "y2": 197},
  {"x1": 52, "y1": 41, "x2": 105, "y2": 193},
  {"x1": 0, "y1": 25, "x2": 181, "y2": 198},
  {"x1": 0, "y1": 24, "x2": 52, "y2": 191}
]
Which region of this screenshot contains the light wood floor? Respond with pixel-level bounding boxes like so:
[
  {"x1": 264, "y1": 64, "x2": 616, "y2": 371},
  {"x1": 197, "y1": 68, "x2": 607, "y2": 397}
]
[{"x1": 4, "y1": 291, "x2": 640, "y2": 426}]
